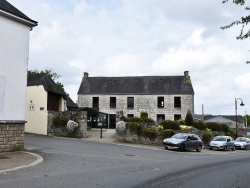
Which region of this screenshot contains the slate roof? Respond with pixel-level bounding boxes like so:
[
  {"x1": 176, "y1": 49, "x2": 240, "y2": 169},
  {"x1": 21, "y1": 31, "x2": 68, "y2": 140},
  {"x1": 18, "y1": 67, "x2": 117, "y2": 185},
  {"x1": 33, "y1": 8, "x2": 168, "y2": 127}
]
[
  {"x1": 194, "y1": 114, "x2": 244, "y2": 123},
  {"x1": 0, "y1": 0, "x2": 37, "y2": 26},
  {"x1": 78, "y1": 74, "x2": 194, "y2": 95},
  {"x1": 27, "y1": 73, "x2": 64, "y2": 96},
  {"x1": 65, "y1": 94, "x2": 78, "y2": 108}
]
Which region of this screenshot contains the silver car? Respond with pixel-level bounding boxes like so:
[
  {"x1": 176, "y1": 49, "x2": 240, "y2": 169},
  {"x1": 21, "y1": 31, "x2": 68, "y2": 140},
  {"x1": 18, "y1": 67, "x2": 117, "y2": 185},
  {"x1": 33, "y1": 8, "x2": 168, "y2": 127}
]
[
  {"x1": 209, "y1": 136, "x2": 235, "y2": 151},
  {"x1": 234, "y1": 137, "x2": 250, "y2": 150},
  {"x1": 163, "y1": 133, "x2": 203, "y2": 152}
]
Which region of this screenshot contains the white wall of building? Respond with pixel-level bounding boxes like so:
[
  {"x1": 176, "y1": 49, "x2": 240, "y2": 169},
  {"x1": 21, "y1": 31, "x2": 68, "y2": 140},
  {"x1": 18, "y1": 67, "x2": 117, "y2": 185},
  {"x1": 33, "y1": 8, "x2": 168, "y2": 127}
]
[
  {"x1": 25, "y1": 86, "x2": 48, "y2": 135},
  {"x1": 0, "y1": 15, "x2": 31, "y2": 121}
]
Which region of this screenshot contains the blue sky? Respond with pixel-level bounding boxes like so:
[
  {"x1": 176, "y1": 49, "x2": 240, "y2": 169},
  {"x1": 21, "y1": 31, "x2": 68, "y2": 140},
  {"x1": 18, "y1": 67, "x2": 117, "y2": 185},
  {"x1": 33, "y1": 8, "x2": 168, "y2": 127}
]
[{"x1": 9, "y1": 0, "x2": 250, "y2": 116}]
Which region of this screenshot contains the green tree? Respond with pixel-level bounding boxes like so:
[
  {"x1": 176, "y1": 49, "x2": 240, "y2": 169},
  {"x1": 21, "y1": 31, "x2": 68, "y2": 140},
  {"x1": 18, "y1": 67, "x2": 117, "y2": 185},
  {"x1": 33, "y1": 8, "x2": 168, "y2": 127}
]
[
  {"x1": 28, "y1": 68, "x2": 65, "y2": 94},
  {"x1": 185, "y1": 110, "x2": 193, "y2": 126},
  {"x1": 221, "y1": 0, "x2": 250, "y2": 63},
  {"x1": 244, "y1": 114, "x2": 250, "y2": 127}
]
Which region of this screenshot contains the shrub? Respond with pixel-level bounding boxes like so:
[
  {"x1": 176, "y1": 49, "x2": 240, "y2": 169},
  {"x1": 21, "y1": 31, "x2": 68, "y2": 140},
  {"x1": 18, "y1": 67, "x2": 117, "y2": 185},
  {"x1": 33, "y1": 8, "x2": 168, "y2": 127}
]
[
  {"x1": 53, "y1": 113, "x2": 68, "y2": 126},
  {"x1": 185, "y1": 110, "x2": 193, "y2": 126},
  {"x1": 180, "y1": 125, "x2": 193, "y2": 133},
  {"x1": 140, "y1": 112, "x2": 148, "y2": 119},
  {"x1": 162, "y1": 129, "x2": 175, "y2": 138},
  {"x1": 193, "y1": 121, "x2": 207, "y2": 130},
  {"x1": 202, "y1": 132, "x2": 212, "y2": 144},
  {"x1": 205, "y1": 122, "x2": 230, "y2": 132},
  {"x1": 205, "y1": 122, "x2": 222, "y2": 132},
  {"x1": 144, "y1": 127, "x2": 157, "y2": 141},
  {"x1": 128, "y1": 123, "x2": 144, "y2": 137},
  {"x1": 159, "y1": 120, "x2": 181, "y2": 130},
  {"x1": 124, "y1": 116, "x2": 155, "y2": 124},
  {"x1": 87, "y1": 126, "x2": 92, "y2": 130}
]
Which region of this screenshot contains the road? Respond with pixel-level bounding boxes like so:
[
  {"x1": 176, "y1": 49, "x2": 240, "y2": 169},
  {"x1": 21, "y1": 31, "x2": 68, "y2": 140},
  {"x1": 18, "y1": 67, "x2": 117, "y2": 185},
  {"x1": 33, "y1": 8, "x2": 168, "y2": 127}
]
[{"x1": 1, "y1": 134, "x2": 250, "y2": 188}]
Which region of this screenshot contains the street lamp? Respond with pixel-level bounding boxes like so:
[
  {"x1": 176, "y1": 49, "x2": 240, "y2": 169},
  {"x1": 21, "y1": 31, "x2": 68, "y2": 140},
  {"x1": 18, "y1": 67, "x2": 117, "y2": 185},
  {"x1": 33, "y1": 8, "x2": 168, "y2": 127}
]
[{"x1": 235, "y1": 98, "x2": 244, "y2": 138}]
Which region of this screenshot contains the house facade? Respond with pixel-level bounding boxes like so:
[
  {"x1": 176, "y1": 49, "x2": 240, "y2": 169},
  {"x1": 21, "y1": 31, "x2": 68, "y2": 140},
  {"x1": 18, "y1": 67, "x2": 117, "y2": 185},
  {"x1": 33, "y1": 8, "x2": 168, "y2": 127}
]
[
  {"x1": 0, "y1": 0, "x2": 37, "y2": 152},
  {"x1": 77, "y1": 71, "x2": 194, "y2": 129},
  {"x1": 26, "y1": 73, "x2": 66, "y2": 135}
]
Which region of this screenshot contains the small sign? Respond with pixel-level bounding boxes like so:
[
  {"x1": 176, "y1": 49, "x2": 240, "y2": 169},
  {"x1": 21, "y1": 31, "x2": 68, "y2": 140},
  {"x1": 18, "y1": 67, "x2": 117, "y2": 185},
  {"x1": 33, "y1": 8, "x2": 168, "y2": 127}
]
[
  {"x1": 29, "y1": 104, "x2": 35, "y2": 111},
  {"x1": 98, "y1": 122, "x2": 103, "y2": 127},
  {"x1": 40, "y1": 107, "x2": 44, "y2": 111}
]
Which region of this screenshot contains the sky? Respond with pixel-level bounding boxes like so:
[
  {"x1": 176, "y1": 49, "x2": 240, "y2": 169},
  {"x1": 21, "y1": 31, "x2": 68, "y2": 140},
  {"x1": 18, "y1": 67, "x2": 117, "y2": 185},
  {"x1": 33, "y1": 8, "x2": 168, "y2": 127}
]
[{"x1": 9, "y1": 0, "x2": 250, "y2": 116}]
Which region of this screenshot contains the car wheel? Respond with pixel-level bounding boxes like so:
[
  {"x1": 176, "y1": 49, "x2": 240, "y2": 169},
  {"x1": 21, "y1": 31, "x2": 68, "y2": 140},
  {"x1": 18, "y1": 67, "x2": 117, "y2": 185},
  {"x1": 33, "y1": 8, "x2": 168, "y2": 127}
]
[
  {"x1": 179, "y1": 144, "x2": 185, "y2": 152},
  {"x1": 224, "y1": 146, "x2": 227, "y2": 151},
  {"x1": 196, "y1": 145, "x2": 202, "y2": 152},
  {"x1": 165, "y1": 146, "x2": 168, "y2": 150},
  {"x1": 232, "y1": 146, "x2": 235, "y2": 151},
  {"x1": 209, "y1": 146, "x2": 212, "y2": 150},
  {"x1": 245, "y1": 145, "x2": 248, "y2": 150}
]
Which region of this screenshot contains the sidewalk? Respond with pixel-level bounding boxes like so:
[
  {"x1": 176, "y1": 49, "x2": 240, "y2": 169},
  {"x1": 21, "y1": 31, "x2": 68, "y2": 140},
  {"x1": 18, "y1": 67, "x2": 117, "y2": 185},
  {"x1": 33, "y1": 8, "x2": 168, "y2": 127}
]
[{"x1": 0, "y1": 151, "x2": 43, "y2": 174}]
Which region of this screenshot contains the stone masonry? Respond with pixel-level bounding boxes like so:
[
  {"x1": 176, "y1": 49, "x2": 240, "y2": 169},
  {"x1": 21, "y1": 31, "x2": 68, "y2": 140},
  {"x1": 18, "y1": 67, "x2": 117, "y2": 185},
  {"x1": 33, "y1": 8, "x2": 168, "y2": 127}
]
[
  {"x1": 78, "y1": 94, "x2": 194, "y2": 121},
  {"x1": 0, "y1": 121, "x2": 25, "y2": 152}
]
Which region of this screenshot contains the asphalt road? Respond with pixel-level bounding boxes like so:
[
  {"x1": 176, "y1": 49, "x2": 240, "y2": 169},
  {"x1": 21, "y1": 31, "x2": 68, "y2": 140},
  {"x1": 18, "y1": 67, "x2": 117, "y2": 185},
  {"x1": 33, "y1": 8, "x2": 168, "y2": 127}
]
[{"x1": 1, "y1": 134, "x2": 250, "y2": 188}]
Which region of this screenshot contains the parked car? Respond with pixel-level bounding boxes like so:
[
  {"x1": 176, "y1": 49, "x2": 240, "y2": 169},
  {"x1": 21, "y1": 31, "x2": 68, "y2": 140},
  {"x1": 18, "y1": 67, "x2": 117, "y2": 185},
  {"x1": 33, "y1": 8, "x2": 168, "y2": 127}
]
[
  {"x1": 234, "y1": 137, "x2": 250, "y2": 150},
  {"x1": 209, "y1": 136, "x2": 235, "y2": 151},
  {"x1": 163, "y1": 133, "x2": 203, "y2": 152}
]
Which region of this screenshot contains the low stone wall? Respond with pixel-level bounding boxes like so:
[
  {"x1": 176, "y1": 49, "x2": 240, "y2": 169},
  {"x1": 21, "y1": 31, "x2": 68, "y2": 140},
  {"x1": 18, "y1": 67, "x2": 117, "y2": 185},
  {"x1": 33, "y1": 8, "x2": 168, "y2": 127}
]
[
  {"x1": 47, "y1": 111, "x2": 87, "y2": 138},
  {"x1": 0, "y1": 121, "x2": 25, "y2": 153},
  {"x1": 116, "y1": 127, "x2": 218, "y2": 146}
]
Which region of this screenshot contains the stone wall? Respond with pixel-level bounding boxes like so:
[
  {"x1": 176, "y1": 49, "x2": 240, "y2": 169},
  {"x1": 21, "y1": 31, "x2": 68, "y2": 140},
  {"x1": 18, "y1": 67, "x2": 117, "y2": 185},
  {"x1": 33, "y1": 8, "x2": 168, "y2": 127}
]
[
  {"x1": 47, "y1": 111, "x2": 87, "y2": 138},
  {"x1": 0, "y1": 121, "x2": 25, "y2": 152},
  {"x1": 78, "y1": 94, "x2": 194, "y2": 122}
]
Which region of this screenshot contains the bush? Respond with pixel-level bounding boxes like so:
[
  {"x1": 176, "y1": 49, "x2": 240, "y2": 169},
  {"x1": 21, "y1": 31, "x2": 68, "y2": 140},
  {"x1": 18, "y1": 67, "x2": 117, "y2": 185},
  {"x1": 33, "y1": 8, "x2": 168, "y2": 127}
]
[
  {"x1": 202, "y1": 132, "x2": 212, "y2": 144},
  {"x1": 87, "y1": 126, "x2": 92, "y2": 130},
  {"x1": 162, "y1": 129, "x2": 175, "y2": 138},
  {"x1": 193, "y1": 121, "x2": 207, "y2": 130},
  {"x1": 185, "y1": 110, "x2": 193, "y2": 126},
  {"x1": 159, "y1": 120, "x2": 181, "y2": 130},
  {"x1": 140, "y1": 112, "x2": 148, "y2": 119},
  {"x1": 53, "y1": 113, "x2": 68, "y2": 126},
  {"x1": 205, "y1": 122, "x2": 230, "y2": 132},
  {"x1": 128, "y1": 123, "x2": 144, "y2": 137},
  {"x1": 124, "y1": 116, "x2": 155, "y2": 124},
  {"x1": 144, "y1": 127, "x2": 157, "y2": 141}
]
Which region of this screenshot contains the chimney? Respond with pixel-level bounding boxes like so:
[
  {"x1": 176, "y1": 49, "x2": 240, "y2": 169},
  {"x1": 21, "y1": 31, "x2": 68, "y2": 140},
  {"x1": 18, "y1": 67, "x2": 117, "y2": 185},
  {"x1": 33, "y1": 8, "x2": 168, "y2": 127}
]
[
  {"x1": 184, "y1": 71, "x2": 189, "y2": 77},
  {"x1": 84, "y1": 72, "x2": 89, "y2": 78}
]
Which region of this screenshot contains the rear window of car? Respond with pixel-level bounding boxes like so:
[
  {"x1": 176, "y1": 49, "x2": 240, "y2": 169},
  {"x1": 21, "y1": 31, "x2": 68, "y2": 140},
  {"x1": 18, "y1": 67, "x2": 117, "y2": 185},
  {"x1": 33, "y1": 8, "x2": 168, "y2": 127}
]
[{"x1": 213, "y1": 137, "x2": 226, "y2": 141}]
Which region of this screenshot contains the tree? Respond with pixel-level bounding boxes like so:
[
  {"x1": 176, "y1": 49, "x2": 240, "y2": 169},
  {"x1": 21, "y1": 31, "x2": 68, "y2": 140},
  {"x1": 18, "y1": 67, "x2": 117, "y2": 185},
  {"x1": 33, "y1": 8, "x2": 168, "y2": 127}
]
[
  {"x1": 221, "y1": 0, "x2": 250, "y2": 63},
  {"x1": 28, "y1": 68, "x2": 65, "y2": 94},
  {"x1": 185, "y1": 110, "x2": 194, "y2": 126},
  {"x1": 244, "y1": 114, "x2": 250, "y2": 127}
]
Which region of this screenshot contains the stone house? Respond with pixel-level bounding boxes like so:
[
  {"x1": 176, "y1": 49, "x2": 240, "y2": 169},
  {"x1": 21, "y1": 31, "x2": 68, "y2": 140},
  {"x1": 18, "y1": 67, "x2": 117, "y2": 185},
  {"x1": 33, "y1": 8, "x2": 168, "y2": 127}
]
[
  {"x1": 26, "y1": 73, "x2": 66, "y2": 135},
  {"x1": 0, "y1": 0, "x2": 37, "y2": 152},
  {"x1": 77, "y1": 71, "x2": 194, "y2": 129}
]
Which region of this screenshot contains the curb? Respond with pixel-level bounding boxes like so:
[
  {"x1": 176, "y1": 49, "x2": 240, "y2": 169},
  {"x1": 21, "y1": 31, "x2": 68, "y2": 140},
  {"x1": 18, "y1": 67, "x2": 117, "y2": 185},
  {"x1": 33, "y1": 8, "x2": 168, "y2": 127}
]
[{"x1": 0, "y1": 152, "x2": 44, "y2": 174}]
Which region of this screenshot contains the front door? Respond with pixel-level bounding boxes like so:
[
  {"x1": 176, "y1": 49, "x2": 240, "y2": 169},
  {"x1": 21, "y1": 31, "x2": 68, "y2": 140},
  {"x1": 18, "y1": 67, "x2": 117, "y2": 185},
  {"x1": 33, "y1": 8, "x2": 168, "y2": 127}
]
[{"x1": 109, "y1": 114, "x2": 116, "y2": 129}]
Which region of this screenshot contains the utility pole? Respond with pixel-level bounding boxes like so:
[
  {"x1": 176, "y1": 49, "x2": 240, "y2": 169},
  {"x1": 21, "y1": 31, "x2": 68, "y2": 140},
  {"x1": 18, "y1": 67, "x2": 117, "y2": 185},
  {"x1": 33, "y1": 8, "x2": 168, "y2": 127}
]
[{"x1": 245, "y1": 111, "x2": 248, "y2": 128}]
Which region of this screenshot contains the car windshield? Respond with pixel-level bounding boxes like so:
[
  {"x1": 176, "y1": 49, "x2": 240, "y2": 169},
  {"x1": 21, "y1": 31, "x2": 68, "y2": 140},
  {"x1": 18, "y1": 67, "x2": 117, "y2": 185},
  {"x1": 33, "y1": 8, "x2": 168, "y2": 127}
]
[
  {"x1": 235, "y1": 138, "x2": 247, "y2": 142},
  {"x1": 172, "y1": 134, "x2": 187, "y2": 139},
  {"x1": 213, "y1": 137, "x2": 226, "y2": 141}
]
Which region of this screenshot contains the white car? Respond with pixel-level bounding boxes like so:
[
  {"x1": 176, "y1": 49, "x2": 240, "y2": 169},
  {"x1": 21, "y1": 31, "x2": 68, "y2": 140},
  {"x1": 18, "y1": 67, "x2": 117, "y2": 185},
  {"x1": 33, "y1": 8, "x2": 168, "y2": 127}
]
[
  {"x1": 209, "y1": 136, "x2": 235, "y2": 151},
  {"x1": 234, "y1": 137, "x2": 250, "y2": 150}
]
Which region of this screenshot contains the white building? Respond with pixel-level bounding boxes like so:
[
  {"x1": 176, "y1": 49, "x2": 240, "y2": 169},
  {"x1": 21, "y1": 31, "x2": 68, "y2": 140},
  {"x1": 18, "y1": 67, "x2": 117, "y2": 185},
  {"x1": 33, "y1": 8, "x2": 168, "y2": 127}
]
[{"x1": 0, "y1": 0, "x2": 37, "y2": 152}]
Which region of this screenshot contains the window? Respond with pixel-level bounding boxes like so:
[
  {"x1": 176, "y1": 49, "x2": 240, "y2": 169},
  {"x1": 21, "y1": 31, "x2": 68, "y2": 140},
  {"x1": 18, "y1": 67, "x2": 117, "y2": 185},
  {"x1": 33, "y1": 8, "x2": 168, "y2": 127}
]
[
  {"x1": 174, "y1": 97, "x2": 181, "y2": 108},
  {"x1": 127, "y1": 114, "x2": 134, "y2": 118},
  {"x1": 157, "y1": 114, "x2": 165, "y2": 123},
  {"x1": 174, "y1": 114, "x2": 181, "y2": 121},
  {"x1": 92, "y1": 97, "x2": 99, "y2": 108},
  {"x1": 127, "y1": 97, "x2": 134, "y2": 108},
  {"x1": 110, "y1": 97, "x2": 116, "y2": 108},
  {"x1": 158, "y1": 97, "x2": 164, "y2": 108}
]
